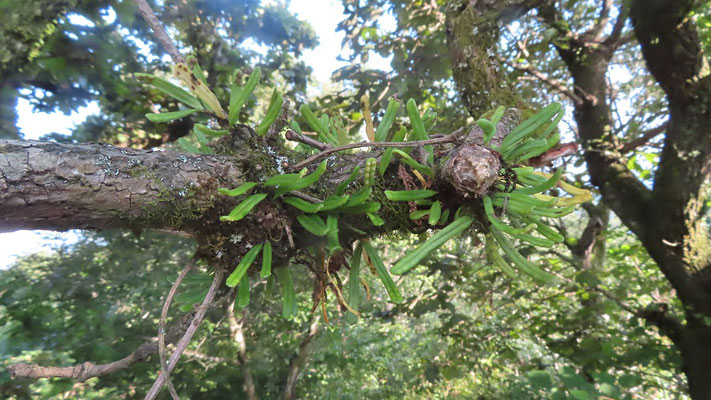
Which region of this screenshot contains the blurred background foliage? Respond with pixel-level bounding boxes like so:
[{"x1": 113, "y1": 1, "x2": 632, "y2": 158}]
[{"x1": 0, "y1": 0, "x2": 693, "y2": 398}]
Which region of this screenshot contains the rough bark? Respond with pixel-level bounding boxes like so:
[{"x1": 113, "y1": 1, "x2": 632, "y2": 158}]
[
  {"x1": 0, "y1": 139, "x2": 247, "y2": 233},
  {"x1": 446, "y1": 0, "x2": 711, "y2": 397},
  {"x1": 630, "y1": 2, "x2": 711, "y2": 398},
  {"x1": 445, "y1": 0, "x2": 545, "y2": 115},
  {"x1": 0, "y1": 114, "x2": 516, "y2": 274}
]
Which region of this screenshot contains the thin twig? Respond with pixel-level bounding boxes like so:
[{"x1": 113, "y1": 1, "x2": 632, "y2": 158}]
[
  {"x1": 603, "y1": 1, "x2": 630, "y2": 47},
  {"x1": 585, "y1": 0, "x2": 613, "y2": 41},
  {"x1": 289, "y1": 133, "x2": 461, "y2": 171},
  {"x1": 620, "y1": 123, "x2": 667, "y2": 153},
  {"x1": 134, "y1": 0, "x2": 185, "y2": 64},
  {"x1": 502, "y1": 58, "x2": 586, "y2": 105},
  {"x1": 285, "y1": 129, "x2": 332, "y2": 151},
  {"x1": 289, "y1": 190, "x2": 322, "y2": 203},
  {"x1": 158, "y1": 257, "x2": 197, "y2": 400},
  {"x1": 144, "y1": 269, "x2": 225, "y2": 400},
  {"x1": 8, "y1": 316, "x2": 193, "y2": 381}
]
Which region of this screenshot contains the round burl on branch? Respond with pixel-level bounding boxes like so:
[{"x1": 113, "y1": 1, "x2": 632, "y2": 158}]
[{"x1": 440, "y1": 144, "x2": 500, "y2": 197}]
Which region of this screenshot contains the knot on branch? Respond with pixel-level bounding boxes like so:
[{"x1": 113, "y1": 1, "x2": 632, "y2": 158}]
[{"x1": 441, "y1": 144, "x2": 500, "y2": 197}]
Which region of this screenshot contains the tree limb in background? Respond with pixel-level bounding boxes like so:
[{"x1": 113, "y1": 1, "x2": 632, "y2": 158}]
[
  {"x1": 144, "y1": 269, "x2": 225, "y2": 400},
  {"x1": 7, "y1": 313, "x2": 195, "y2": 381},
  {"x1": 502, "y1": 57, "x2": 585, "y2": 105},
  {"x1": 227, "y1": 304, "x2": 258, "y2": 400},
  {"x1": 283, "y1": 315, "x2": 320, "y2": 400},
  {"x1": 158, "y1": 257, "x2": 197, "y2": 400},
  {"x1": 619, "y1": 123, "x2": 667, "y2": 153}
]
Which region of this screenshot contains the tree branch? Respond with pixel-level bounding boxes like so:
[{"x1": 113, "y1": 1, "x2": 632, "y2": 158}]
[
  {"x1": 446, "y1": 0, "x2": 547, "y2": 116},
  {"x1": 158, "y1": 258, "x2": 196, "y2": 400},
  {"x1": 283, "y1": 315, "x2": 320, "y2": 400},
  {"x1": 289, "y1": 131, "x2": 462, "y2": 171},
  {"x1": 637, "y1": 303, "x2": 683, "y2": 345},
  {"x1": 7, "y1": 313, "x2": 194, "y2": 381},
  {"x1": 285, "y1": 129, "x2": 332, "y2": 151},
  {"x1": 226, "y1": 305, "x2": 258, "y2": 400},
  {"x1": 0, "y1": 139, "x2": 246, "y2": 233},
  {"x1": 630, "y1": 0, "x2": 705, "y2": 103},
  {"x1": 603, "y1": 1, "x2": 630, "y2": 47},
  {"x1": 144, "y1": 269, "x2": 225, "y2": 400},
  {"x1": 585, "y1": 0, "x2": 613, "y2": 41},
  {"x1": 502, "y1": 57, "x2": 585, "y2": 105},
  {"x1": 134, "y1": 0, "x2": 185, "y2": 64},
  {"x1": 629, "y1": 0, "x2": 711, "y2": 307},
  {"x1": 619, "y1": 123, "x2": 667, "y2": 153}
]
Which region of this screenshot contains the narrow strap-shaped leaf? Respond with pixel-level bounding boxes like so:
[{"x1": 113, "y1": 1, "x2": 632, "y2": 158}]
[
  {"x1": 391, "y1": 215, "x2": 474, "y2": 275},
  {"x1": 428, "y1": 201, "x2": 442, "y2": 226},
  {"x1": 256, "y1": 88, "x2": 284, "y2": 136},
  {"x1": 188, "y1": 56, "x2": 208, "y2": 85},
  {"x1": 342, "y1": 187, "x2": 372, "y2": 208},
  {"x1": 173, "y1": 63, "x2": 227, "y2": 119},
  {"x1": 504, "y1": 138, "x2": 548, "y2": 163},
  {"x1": 273, "y1": 161, "x2": 327, "y2": 197},
  {"x1": 514, "y1": 212, "x2": 564, "y2": 243},
  {"x1": 318, "y1": 195, "x2": 349, "y2": 211},
  {"x1": 336, "y1": 166, "x2": 361, "y2": 195},
  {"x1": 282, "y1": 196, "x2": 324, "y2": 213},
  {"x1": 392, "y1": 149, "x2": 433, "y2": 176},
  {"x1": 379, "y1": 126, "x2": 407, "y2": 176},
  {"x1": 486, "y1": 234, "x2": 517, "y2": 278},
  {"x1": 218, "y1": 182, "x2": 257, "y2": 197},
  {"x1": 237, "y1": 275, "x2": 250, "y2": 308},
  {"x1": 514, "y1": 168, "x2": 563, "y2": 195},
  {"x1": 146, "y1": 108, "x2": 199, "y2": 123},
  {"x1": 478, "y1": 118, "x2": 496, "y2": 147},
  {"x1": 177, "y1": 137, "x2": 201, "y2": 153},
  {"x1": 385, "y1": 189, "x2": 437, "y2": 201},
  {"x1": 276, "y1": 267, "x2": 297, "y2": 318},
  {"x1": 297, "y1": 214, "x2": 329, "y2": 236},
  {"x1": 406, "y1": 98, "x2": 433, "y2": 161},
  {"x1": 220, "y1": 193, "x2": 267, "y2": 222},
  {"x1": 410, "y1": 209, "x2": 430, "y2": 220},
  {"x1": 260, "y1": 242, "x2": 272, "y2": 278},
  {"x1": 229, "y1": 67, "x2": 261, "y2": 126},
  {"x1": 226, "y1": 244, "x2": 264, "y2": 287},
  {"x1": 490, "y1": 228, "x2": 557, "y2": 284},
  {"x1": 192, "y1": 128, "x2": 209, "y2": 147},
  {"x1": 300, "y1": 104, "x2": 336, "y2": 145},
  {"x1": 375, "y1": 98, "x2": 400, "y2": 142},
  {"x1": 337, "y1": 202, "x2": 381, "y2": 214},
  {"x1": 135, "y1": 73, "x2": 203, "y2": 110},
  {"x1": 438, "y1": 208, "x2": 450, "y2": 225},
  {"x1": 194, "y1": 123, "x2": 230, "y2": 138},
  {"x1": 326, "y1": 215, "x2": 342, "y2": 255},
  {"x1": 367, "y1": 212, "x2": 385, "y2": 226},
  {"x1": 361, "y1": 240, "x2": 403, "y2": 304},
  {"x1": 264, "y1": 169, "x2": 307, "y2": 186},
  {"x1": 345, "y1": 242, "x2": 363, "y2": 325},
  {"x1": 483, "y1": 195, "x2": 536, "y2": 235},
  {"x1": 174, "y1": 287, "x2": 209, "y2": 306},
  {"x1": 500, "y1": 103, "x2": 562, "y2": 152},
  {"x1": 265, "y1": 274, "x2": 275, "y2": 297}
]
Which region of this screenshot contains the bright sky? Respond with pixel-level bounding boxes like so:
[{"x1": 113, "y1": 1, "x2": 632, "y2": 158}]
[{"x1": 0, "y1": 0, "x2": 394, "y2": 268}]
